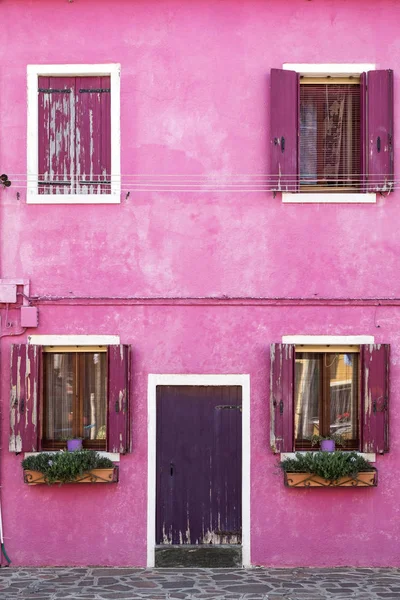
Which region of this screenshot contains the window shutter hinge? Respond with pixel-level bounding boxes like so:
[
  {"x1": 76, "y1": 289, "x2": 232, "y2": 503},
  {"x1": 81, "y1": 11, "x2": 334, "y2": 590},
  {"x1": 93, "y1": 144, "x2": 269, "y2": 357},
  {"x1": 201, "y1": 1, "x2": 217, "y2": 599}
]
[
  {"x1": 38, "y1": 88, "x2": 71, "y2": 93},
  {"x1": 79, "y1": 88, "x2": 110, "y2": 93}
]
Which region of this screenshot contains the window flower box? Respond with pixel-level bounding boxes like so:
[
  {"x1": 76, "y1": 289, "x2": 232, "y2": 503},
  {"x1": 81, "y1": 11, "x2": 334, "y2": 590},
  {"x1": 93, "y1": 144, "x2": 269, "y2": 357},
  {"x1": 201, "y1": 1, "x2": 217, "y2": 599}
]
[
  {"x1": 279, "y1": 451, "x2": 378, "y2": 488},
  {"x1": 284, "y1": 469, "x2": 377, "y2": 488},
  {"x1": 21, "y1": 450, "x2": 118, "y2": 486},
  {"x1": 23, "y1": 467, "x2": 119, "y2": 486}
]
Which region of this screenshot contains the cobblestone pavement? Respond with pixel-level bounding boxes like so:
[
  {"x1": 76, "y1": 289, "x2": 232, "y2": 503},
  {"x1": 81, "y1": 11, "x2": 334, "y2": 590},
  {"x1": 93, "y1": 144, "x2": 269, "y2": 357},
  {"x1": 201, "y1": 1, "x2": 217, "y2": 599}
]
[{"x1": 1, "y1": 567, "x2": 400, "y2": 600}]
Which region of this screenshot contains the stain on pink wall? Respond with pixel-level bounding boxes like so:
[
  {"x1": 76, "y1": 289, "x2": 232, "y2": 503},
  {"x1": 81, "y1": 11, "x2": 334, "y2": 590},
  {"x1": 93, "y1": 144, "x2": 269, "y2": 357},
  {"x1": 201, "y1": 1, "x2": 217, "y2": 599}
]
[{"x1": 0, "y1": 0, "x2": 399, "y2": 566}]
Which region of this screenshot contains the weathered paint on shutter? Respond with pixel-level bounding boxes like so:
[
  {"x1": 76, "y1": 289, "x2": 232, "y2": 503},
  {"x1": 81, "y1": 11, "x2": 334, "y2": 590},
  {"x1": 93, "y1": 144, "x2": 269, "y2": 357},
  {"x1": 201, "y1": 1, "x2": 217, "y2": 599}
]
[
  {"x1": 270, "y1": 343, "x2": 295, "y2": 453},
  {"x1": 270, "y1": 69, "x2": 299, "y2": 193},
  {"x1": 361, "y1": 344, "x2": 390, "y2": 454},
  {"x1": 38, "y1": 76, "x2": 75, "y2": 195},
  {"x1": 10, "y1": 344, "x2": 41, "y2": 452},
  {"x1": 367, "y1": 70, "x2": 394, "y2": 192},
  {"x1": 107, "y1": 345, "x2": 131, "y2": 453},
  {"x1": 75, "y1": 76, "x2": 111, "y2": 195},
  {"x1": 360, "y1": 72, "x2": 367, "y2": 193}
]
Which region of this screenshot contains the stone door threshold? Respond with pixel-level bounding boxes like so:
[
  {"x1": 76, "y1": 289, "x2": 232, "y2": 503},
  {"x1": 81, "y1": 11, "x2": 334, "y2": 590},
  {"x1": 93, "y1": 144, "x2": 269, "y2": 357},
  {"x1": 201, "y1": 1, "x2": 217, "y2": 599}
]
[{"x1": 155, "y1": 545, "x2": 242, "y2": 568}]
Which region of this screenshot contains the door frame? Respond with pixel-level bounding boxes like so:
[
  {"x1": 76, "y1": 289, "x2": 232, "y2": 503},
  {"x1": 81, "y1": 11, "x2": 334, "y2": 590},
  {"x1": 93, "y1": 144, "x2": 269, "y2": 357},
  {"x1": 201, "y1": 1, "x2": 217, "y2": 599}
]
[{"x1": 147, "y1": 374, "x2": 251, "y2": 568}]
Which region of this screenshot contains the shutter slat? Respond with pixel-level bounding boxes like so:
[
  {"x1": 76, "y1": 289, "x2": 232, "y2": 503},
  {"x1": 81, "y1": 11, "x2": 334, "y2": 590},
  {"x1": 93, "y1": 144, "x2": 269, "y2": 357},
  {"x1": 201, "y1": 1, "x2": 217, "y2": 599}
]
[
  {"x1": 361, "y1": 344, "x2": 390, "y2": 453},
  {"x1": 75, "y1": 76, "x2": 111, "y2": 195},
  {"x1": 38, "y1": 76, "x2": 75, "y2": 195},
  {"x1": 270, "y1": 69, "x2": 299, "y2": 192},
  {"x1": 270, "y1": 343, "x2": 294, "y2": 453},
  {"x1": 107, "y1": 345, "x2": 131, "y2": 453},
  {"x1": 9, "y1": 344, "x2": 41, "y2": 452},
  {"x1": 367, "y1": 69, "x2": 394, "y2": 192}
]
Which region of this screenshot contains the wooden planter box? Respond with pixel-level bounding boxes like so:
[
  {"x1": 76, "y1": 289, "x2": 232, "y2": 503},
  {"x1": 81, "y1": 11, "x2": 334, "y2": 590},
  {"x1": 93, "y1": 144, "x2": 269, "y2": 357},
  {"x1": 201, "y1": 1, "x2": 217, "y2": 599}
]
[
  {"x1": 23, "y1": 467, "x2": 119, "y2": 486},
  {"x1": 284, "y1": 469, "x2": 377, "y2": 488}
]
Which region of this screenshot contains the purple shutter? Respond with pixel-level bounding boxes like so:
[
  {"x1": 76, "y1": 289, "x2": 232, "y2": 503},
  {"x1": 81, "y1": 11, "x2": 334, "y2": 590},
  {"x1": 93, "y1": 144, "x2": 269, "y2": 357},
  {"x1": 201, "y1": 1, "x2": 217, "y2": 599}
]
[
  {"x1": 360, "y1": 72, "x2": 367, "y2": 193},
  {"x1": 366, "y1": 70, "x2": 394, "y2": 192},
  {"x1": 361, "y1": 344, "x2": 390, "y2": 454},
  {"x1": 270, "y1": 69, "x2": 299, "y2": 192},
  {"x1": 38, "y1": 76, "x2": 75, "y2": 195},
  {"x1": 107, "y1": 345, "x2": 131, "y2": 453},
  {"x1": 9, "y1": 344, "x2": 41, "y2": 452},
  {"x1": 75, "y1": 76, "x2": 111, "y2": 195},
  {"x1": 270, "y1": 343, "x2": 294, "y2": 453}
]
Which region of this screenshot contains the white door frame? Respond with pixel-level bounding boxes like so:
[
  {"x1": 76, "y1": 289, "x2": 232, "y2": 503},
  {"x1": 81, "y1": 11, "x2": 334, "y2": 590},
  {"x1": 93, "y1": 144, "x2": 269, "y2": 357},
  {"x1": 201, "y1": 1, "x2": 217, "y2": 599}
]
[{"x1": 147, "y1": 374, "x2": 251, "y2": 567}]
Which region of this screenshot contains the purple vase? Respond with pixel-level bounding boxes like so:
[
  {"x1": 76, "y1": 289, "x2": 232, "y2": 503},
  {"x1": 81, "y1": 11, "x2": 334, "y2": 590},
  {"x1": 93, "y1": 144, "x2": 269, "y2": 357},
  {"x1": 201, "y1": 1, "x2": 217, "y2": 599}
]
[
  {"x1": 67, "y1": 439, "x2": 83, "y2": 452},
  {"x1": 320, "y1": 439, "x2": 335, "y2": 452}
]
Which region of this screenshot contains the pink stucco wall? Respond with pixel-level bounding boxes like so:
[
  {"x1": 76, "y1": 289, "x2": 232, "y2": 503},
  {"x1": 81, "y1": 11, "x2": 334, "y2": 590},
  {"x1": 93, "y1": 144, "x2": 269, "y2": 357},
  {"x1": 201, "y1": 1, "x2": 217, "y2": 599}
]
[{"x1": 1, "y1": 0, "x2": 400, "y2": 566}]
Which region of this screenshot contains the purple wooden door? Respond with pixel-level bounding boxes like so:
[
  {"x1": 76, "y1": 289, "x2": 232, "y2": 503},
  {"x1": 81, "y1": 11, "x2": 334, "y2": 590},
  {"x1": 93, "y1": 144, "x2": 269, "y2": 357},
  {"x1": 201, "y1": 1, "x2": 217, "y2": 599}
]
[{"x1": 156, "y1": 386, "x2": 242, "y2": 546}]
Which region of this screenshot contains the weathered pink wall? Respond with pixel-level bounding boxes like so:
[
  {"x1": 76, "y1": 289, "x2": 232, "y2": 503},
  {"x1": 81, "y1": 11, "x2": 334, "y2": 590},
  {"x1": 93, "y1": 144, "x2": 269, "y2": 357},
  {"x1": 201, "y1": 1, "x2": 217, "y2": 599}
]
[{"x1": 0, "y1": 0, "x2": 399, "y2": 566}]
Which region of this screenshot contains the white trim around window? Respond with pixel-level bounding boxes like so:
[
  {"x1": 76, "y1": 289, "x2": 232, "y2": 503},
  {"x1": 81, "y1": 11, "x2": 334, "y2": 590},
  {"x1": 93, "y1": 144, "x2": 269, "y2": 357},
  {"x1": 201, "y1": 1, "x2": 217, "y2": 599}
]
[
  {"x1": 147, "y1": 374, "x2": 251, "y2": 568},
  {"x1": 28, "y1": 334, "x2": 120, "y2": 346},
  {"x1": 282, "y1": 333, "x2": 376, "y2": 461},
  {"x1": 27, "y1": 63, "x2": 121, "y2": 204},
  {"x1": 282, "y1": 335, "x2": 375, "y2": 345},
  {"x1": 282, "y1": 63, "x2": 376, "y2": 204}
]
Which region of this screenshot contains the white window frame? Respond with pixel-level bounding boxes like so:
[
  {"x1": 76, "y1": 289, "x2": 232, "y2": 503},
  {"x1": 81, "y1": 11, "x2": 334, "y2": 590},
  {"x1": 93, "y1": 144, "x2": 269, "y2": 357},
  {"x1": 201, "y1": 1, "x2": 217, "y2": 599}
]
[
  {"x1": 27, "y1": 64, "x2": 121, "y2": 205},
  {"x1": 282, "y1": 63, "x2": 376, "y2": 204},
  {"x1": 281, "y1": 334, "x2": 375, "y2": 460},
  {"x1": 26, "y1": 334, "x2": 121, "y2": 459}
]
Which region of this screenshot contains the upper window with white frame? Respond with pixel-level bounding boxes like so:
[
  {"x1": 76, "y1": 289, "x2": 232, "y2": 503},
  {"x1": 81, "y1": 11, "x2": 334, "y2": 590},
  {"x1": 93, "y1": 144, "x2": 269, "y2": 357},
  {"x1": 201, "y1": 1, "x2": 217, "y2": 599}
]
[
  {"x1": 270, "y1": 64, "x2": 394, "y2": 203},
  {"x1": 27, "y1": 64, "x2": 121, "y2": 204}
]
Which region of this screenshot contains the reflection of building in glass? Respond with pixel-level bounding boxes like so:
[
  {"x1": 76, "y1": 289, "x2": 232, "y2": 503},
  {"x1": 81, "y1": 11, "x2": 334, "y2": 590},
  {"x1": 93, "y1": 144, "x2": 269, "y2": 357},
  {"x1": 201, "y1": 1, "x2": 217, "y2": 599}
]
[{"x1": 294, "y1": 352, "x2": 359, "y2": 446}]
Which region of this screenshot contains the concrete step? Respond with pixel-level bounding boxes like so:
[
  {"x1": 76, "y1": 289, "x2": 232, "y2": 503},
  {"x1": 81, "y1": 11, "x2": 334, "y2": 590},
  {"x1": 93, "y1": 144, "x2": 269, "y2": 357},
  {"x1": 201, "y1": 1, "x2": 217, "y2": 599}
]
[{"x1": 155, "y1": 545, "x2": 242, "y2": 568}]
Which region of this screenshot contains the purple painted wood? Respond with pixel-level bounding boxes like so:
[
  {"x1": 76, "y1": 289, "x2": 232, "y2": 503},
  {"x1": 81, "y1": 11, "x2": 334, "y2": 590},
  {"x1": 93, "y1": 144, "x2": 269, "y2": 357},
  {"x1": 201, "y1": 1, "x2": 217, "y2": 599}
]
[
  {"x1": 270, "y1": 343, "x2": 294, "y2": 453},
  {"x1": 38, "y1": 76, "x2": 74, "y2": 195},
  {"x1": 156, "y1": 386, "x2": 242, "y2": 546},
  {"x1": 75, "y1": 76, "x2": 111, "y2": 195},
  {"x1": 361, "y1": 344, "x2": 390, "y2": 454},
  {"x1": 270, "y1": 69, "x2": 299, "y2": 192},
  {"x1": 107, "y1": 345, "x2": 131, "y2": 453},
  {"x1": 9, "y1": 344, "x2": 41, "y2": 452},
  {"x1": 367, "y1": 70, "x2": 394, "y2": 192}
]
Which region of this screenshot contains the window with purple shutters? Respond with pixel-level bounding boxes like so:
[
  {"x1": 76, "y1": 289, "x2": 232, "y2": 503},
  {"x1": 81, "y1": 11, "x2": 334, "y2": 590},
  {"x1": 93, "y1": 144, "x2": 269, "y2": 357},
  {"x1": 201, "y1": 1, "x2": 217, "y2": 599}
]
[
  {"x1": 270, "y1": 68, "x2": 393, "y2": 195},
  {"x1": 38, "y1": 76, "x2": 111, "y2": 196},
  {"x1": 270, "y1": 343, "x2": 390, "y2": 454},
  {"x1": 10, "y1": 344, "x2": 131, "y2": 454}
]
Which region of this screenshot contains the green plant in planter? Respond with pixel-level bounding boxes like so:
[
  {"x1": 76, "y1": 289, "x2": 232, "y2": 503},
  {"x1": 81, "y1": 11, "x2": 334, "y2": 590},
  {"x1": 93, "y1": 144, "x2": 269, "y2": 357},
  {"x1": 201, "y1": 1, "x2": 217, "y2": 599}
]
[
  {"x1": 279, "y1": 451, "x2": 374, "y2": 481},
  {"x1": 309, "y1": 433, "x2": 345, "y2": 447},
  {"x1": 22, "y1": 450, "x2": 114, "y2": 485}
]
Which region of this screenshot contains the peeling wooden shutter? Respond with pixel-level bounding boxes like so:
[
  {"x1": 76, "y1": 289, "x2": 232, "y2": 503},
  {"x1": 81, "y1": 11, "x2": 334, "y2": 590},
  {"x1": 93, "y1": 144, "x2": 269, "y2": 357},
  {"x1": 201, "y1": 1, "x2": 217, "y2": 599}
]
[
  {"x1": 75, "y1": 77, "x2": 111, "y2": 195},
  {"x1": 361, "y1": 344, "x2": 390, "y2": 453},
  {"x1": 38, "y1": 76, "x2": 75, "y2": 195},
  {"x1": 107, "y1": 345, "x2": 131, "y2": 453},
  {"x1": 270, "y1": 69, "x2": 299, "y2": 193},
  {"x1": 366, "y1": 70, "x2": 394, "y2": 192},
  {"x1": 9, "y1": 344, "x2": 41, "y2": 452},
  {"x1": 270, "y1": 343, "x2": 294, "y2": 453}
]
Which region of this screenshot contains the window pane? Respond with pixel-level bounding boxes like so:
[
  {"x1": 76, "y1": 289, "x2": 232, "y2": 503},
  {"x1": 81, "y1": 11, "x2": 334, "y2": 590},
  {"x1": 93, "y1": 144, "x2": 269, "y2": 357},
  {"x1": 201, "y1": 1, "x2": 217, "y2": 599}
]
[
  {"x1": 327, "y1": 353, "x2": 359, "y2": 442},
  {"x1": 44, "y1": 353, "x2": 74, "y2": 441},
  {"x1": 82, "y1": 353, "x2": 107, "y2": 441},
  {"x1": 300, "y1": 83, "x2": 360, "y2": 189},
  {"x1": 295, "y1": 353, "x2": 320, "y2": 441}
]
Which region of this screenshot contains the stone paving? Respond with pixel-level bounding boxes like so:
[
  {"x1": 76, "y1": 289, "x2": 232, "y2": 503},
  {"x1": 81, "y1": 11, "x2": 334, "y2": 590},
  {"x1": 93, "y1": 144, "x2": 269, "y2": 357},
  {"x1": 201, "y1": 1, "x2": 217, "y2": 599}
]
[{"x1": 1, "y1": 567, "x2": 400, "y2": 600}]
